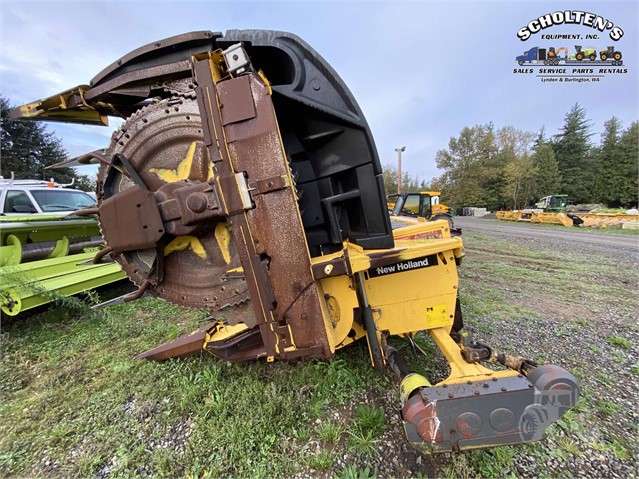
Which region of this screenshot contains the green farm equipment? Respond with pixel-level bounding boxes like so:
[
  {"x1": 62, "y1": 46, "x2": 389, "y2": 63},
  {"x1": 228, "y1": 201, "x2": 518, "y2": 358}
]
[
  {"x1": 573, "y1": 46, "x2": 597, "y2": 61},
  {"x1": 0, "y1": 214, "x2": 125, "y2": 315}
]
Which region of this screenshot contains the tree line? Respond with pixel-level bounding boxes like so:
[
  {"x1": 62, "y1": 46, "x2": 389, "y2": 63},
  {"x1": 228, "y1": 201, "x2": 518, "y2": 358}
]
[
  {"x1": 384, "y1": 103, "x2": 638, "y2": 210},
  {"x1": 3, "y1": 94, "x2": 636, "y2": 209},
  {"x1": 1, "y1": 95, "x2": 93, "y2": 190},
  {"x1": 381, "y1": 164, "x2": 433, "y2": 194}
]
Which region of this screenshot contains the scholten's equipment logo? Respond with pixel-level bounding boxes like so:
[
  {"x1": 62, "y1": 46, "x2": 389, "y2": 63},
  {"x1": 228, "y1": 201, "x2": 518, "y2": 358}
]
[
  {"x1": 513, "y1": 11, "x2": 628, "y2": 83},
  {"x1": 517, "y1": 10, "x2": 624, "y2": 41}
]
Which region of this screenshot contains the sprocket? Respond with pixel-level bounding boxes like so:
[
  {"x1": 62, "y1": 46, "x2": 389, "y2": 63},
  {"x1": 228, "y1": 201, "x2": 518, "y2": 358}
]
[
  {"x1": 160, "y1": 78, "x2": 197, "y2": 99},
  {"x1": 98, "y1": 97, "x2": 252, "y2": 320}
]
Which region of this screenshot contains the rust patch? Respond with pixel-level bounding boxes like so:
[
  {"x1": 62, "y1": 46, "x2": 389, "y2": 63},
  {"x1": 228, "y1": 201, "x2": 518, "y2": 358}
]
[
  {"x1": 218, "y1": 75, "x2": 257, "y2": 125},
  {"x1": 135, "y1": 322, "x2": 213, "y2": 360},
  {"x1": 100, "y1": 97, "x2": 248, "y2": 313},
  {"x1": 99, "y1": 185, "x2": 164, "y2": 251},
  {"x1": 194, "y1": 66, "x2": 332, "y2": 358}
]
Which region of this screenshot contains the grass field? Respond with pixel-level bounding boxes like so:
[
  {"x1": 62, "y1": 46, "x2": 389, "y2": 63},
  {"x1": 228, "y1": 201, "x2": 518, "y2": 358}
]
[{"x1": 1, "y1": 229, "x2": 637, "y2": 478}]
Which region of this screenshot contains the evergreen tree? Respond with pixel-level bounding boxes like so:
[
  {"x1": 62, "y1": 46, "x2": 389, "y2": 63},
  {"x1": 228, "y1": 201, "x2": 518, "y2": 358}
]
[
  {"x1": 532, "y1": 143, "x2": 561, "y2": 198},
  {"x1": 476, "y1": 123, "x2": 504, "y2": 210},
  {"x1": 533, "y1": 126, "x2": 547, "y2": 149},
  {"x1": 617, "y1": 122, "x2": 639, "y2": 207},
  {"x1": 552, "y1": 103, "x2": 594, "y2": 203},
  {"x1": 593, "y1": 117, "x2": 625, "y2": 206},
  {"x1": 0, "y1": 95, "x2": 82, "y2": 185}
]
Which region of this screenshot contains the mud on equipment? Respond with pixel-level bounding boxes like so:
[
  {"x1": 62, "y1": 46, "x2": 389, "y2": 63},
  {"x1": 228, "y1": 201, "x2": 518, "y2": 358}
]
[{"x1": 13, "y1": 29, "x2": 579, "y2": 451}]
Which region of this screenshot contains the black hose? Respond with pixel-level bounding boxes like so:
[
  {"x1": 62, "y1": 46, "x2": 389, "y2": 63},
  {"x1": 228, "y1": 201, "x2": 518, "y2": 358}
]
[{"x1": 384, "y1": 345, "x2": 412, "y2": 380}]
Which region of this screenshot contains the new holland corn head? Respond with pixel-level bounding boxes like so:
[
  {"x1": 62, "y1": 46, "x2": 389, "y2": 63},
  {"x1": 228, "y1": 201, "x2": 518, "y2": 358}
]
[{"x1": 13, "y1": 30, "x2": 578, "y2": 452}]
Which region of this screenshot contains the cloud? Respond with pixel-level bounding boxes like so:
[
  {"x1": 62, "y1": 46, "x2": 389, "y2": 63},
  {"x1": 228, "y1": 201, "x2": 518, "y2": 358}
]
[{"x1": 2, "y1": 1, "x2": 636, "y2": 184}]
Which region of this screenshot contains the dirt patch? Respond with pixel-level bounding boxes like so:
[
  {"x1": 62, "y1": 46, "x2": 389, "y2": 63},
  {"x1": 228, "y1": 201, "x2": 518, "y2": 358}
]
[{"x1": 514, "y1": 297, "x2": 593, "y2": 320}]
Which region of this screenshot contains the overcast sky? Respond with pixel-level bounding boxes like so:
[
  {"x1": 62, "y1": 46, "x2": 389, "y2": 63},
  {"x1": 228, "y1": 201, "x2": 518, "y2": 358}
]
[{"x1": 1, "y1": 0, "x2": 637, "y2": 182}]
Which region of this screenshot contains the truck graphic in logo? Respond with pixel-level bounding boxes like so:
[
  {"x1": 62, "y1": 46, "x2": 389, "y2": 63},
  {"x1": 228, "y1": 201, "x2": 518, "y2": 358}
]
[{"x1": 516, "y1": 45, "x2": 623, "y2": 66}]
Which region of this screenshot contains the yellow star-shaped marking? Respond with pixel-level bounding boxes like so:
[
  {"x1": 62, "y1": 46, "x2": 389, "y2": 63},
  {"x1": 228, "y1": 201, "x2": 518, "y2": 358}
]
[
  {"x1": 149, "y1": 141, "x2": 214, "y2": 182},
  {"x1": 163, "y1": 223, "x2": 231, "y2": 264},
  {"x1": 164, "y1": 236, "x2": 207, "y2": 260}
]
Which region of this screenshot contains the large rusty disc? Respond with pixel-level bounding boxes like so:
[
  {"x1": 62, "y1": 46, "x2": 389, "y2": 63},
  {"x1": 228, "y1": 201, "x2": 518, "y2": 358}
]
[{"x1": 100, "y1": 97, "x2": 250, "y2": 314}]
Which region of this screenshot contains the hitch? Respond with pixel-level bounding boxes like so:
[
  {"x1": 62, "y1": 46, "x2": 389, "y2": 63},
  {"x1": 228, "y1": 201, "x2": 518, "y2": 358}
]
[
  {"x1": 461, "y1": 341, "x2": 538, "y2": 375},
  {"x1": 388, "y1": 330, "x2": 579, "y2": 451}
]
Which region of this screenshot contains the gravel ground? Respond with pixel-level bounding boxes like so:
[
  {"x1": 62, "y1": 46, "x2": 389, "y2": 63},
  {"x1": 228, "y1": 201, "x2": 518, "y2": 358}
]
[
  {"x1": 444, "y1": 220, "x2": 637, "y2": 478},
  {"x1": 3, "y1": 220, "x2": 637, "y2": 478},
  {"x1": 455, "y1": 216, "x2": 639, "y2": 256},
  {"x1": 328, "y1": 219, "x2": 639, "y2": 478}
]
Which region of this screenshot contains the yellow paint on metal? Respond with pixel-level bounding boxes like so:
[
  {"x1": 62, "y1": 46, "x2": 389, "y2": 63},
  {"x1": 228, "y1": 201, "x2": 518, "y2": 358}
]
[
  {"x1": 364, "y1": 248, "x2": 458, "y2": 335},
  {"x1": 359, "y1": 238, "x2": 462, "y2": 274},
  {"x1": 334, "y1": 321, "x2": 367, "y2": 350},
  {"x1": 313, "y1": 231, "x2": 463, "y2": 349},
  {"x1": 501, "y1": 210, "x2": 639, "y2": 228},
  {"x1": 425, "y1": 304, "x2": 450, "y2": 328},
  {"x1": 431, "y1": 204, "x2": 450, "y2": 215},
  {"x1": 214, "y1": 222, "x2": 231, "y2": 264},
  {"x1": 326, "y1": 296, "x2": 341, "y2": 324},
  {"x1": 497, "y1": 210, "x2": 523, "y2": 221},
  {"x1": 257, "y1": 70, "x2": 273, "y2": 95},
  {"x1": 533, "y1": 212, "x2": 574, "y2": 227},
  {"x1": 428, "y1": 327, "x2": 518, "y2": 385},
  {"x1": 11, "y1": 85, "x2": 109, "y2": 126},
  {"x1": 164, "y1": 236, "x2": 207, "y2": 259},
  {"x1": 204, "y1": 321, "x2": 250, "y2": 345},
  {"x1": 391, "y1": 215, "x2": 420, "y2": 226},
  {"x1": 191, "y1": 51, "x2": 224, "y2": 83},
  {"x1": 149, "y1": 141, "x2": 198, "y2": 182},
  {"x1": 577, "y1": 213, "x2": 639, "y2": 221},
  {"x1": 400, "y1": 373, "x2": 431, "y2": 405},
  {"x1": 343, "y1": 243, "x2": 371, "y2": 273},
  {"x1": 392, "y1": 220, "x2": 451, "y2": 241},
  {"x1": 270, "y1": 321, "x2": 298, "y2": 353},
  {"x1": 317, "y1": 275, "x2": 359, "y2": 348}
]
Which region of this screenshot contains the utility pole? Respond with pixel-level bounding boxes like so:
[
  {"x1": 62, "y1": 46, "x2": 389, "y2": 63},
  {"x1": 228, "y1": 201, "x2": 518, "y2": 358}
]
[{"x1": 395, "y1": 146, "x2": 406, "y2": 194}]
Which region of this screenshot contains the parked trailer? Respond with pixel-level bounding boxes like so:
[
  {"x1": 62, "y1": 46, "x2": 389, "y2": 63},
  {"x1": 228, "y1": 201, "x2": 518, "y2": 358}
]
[
  {"x1": 496, "y1": 210, "x2": 639, "y2": 228},
  {"x1": 558, "y1": 59, "x2": 624, "y2": 66}
]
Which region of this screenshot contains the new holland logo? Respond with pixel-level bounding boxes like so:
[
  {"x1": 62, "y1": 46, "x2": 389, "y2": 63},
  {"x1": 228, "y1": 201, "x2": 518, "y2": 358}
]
[{"x1": 368, "y1": 254, "x2": 438, "y2": 278}]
